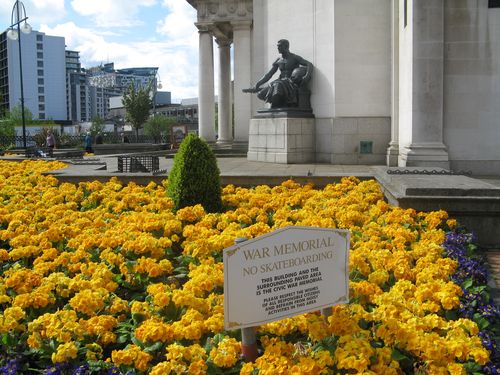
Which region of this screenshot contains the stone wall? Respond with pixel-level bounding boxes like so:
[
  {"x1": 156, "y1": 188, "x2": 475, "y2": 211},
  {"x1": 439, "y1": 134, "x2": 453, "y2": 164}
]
[
  {"x1": 316, "y1": 117, "x2": 390, "y2": 164},
  {"x1": 444, "y1": 3, "x2": 500, "y2": 175}
]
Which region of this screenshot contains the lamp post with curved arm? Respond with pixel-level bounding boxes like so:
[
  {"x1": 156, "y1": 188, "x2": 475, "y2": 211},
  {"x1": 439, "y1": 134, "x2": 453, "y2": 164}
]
[
  {"x1": 7, "y1": 0, "x2": 32, "y2": 149},
  {"x1": 152, "y1": 70, "x2": 162, "y2": 116}
]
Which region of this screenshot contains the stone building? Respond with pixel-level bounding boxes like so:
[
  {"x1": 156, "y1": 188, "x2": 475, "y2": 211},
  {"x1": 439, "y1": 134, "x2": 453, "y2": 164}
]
[{"x1": 187, "y1": 0, "x2": 500, "y2": 175}]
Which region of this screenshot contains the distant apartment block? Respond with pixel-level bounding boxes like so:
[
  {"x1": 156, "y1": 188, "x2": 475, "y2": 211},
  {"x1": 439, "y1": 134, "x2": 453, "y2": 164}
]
[
  {"x1": 0, "y1": 30, "x2": 67, "y2": 121},
  {"x1": 86, "y1": 63, "x2": 170, "y2": 120},
  {"x1": 66, "y1": 50, "x2": 90, "y2": 122}
]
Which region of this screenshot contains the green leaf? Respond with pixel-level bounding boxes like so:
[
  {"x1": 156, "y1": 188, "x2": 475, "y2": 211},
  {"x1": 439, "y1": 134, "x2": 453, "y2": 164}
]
[
  {"x1": 131, "y1": 336, "x2": 144, "y2": 348},
  {"x1": 132, "y1": 313, "x2": 145, "y2": 325},
  {"x1": 391, "y1": 348, "x2": 414, "y2": 372},
  {"x1": 391, "y1": 348, "x2": 408, "y2": 361},
  {"x1": 463, "y1": 361, "x2": 482, "y2": 372},
  {"x1": 370, "y1": 340, "x2": 384, "y2": 348},
  {"x1": 117, "y1": 334, "x2": 129, "y2": 344},
  {"x1": 144, "y1": 341, "x2": 163, "y2": 353},
  {"x1": 445, "y1": 310, "x2": 458, "y2": 321},
  {"x1": 462, "y1": 278, "x2": 474, "y2": 290},
  {"x1": 472, "y1": 314, "x2": 490, "y2": 330}
]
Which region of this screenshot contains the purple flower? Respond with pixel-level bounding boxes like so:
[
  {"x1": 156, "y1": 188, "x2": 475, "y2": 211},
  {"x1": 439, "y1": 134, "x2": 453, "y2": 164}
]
[
  {"x1": 0, "y1": 357, "x2": 21, "y2": 375},
  {"x1": 72, "y1": 365, "x2": 89, "y2": 375},
  {"x1": 444, "y1": 230, "x2": 499, "y2": 374},
  {"x1": 45, "y1": 362, "x2": 71, "y2": 375}
]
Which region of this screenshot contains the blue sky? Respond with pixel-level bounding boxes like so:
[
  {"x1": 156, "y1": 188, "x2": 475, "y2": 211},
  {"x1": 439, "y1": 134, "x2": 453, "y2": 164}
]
[{"x1": 0, "y1": 0, "x2": 199, "y2": 101}]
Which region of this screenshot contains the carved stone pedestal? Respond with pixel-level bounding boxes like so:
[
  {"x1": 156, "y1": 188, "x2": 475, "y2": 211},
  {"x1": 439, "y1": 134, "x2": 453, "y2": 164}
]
[{"x1": 247, "y1": 117, "x2": 315, "y2": 163}]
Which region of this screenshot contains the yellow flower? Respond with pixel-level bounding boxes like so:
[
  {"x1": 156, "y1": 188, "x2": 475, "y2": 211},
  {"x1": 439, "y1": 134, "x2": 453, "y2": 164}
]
[
  {"x1": 150, "y1": 362, "x2": 173, "y2": 375},
  {"x1": 209, "y1": 336, "x2": 241, "y2": 368},
  {"x1": 111, "y1": 344, "x2": 152, "y2": 372},
  {"x1": 135, "y1": 318, "x2": 173, "y2": 343},
  {"x1": 52, "y1": 341, "x2": 78, "y2": 363}
]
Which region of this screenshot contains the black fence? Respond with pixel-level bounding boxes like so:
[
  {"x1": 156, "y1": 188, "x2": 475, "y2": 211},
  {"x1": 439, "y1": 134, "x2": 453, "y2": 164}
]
[
  {"x1": 118, "y1": 155, "x2": 160, "y2": 173},
  {"x1": 0, "y1": 133, "x2": 171, "y2": 150}
]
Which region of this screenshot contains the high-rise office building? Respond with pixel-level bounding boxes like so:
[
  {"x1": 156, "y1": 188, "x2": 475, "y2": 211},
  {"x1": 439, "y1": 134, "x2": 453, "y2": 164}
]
[
  {"x1": 66, "y1": 50, "x2": 90, "y2": 122},
  {"x1": 0, "y1": 30, "x2": 67, "y2": 121},
  {"x1": 86, "y1": 63, "x2": 167, "y2": 120}
]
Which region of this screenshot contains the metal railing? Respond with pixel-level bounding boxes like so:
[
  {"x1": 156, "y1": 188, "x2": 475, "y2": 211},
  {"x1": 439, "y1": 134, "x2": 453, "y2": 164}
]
[{"x1": 0, "y1": 133, "x2": 171, "y2": 150}]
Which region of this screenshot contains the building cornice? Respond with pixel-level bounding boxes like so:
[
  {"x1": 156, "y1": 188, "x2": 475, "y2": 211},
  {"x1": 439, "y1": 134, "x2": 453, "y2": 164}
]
[{"x1": 188, "y1": 0, "x2": 252, "y2": 23}]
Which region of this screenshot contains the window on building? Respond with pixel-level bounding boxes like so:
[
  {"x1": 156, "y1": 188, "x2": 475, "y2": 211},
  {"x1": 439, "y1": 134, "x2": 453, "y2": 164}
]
[
  {"x1": 489, "y1": 0, "x2": 500, "y2": 7},
  {"x1": 39, "y1": 104, "x2": 45, "y2": 111},
  {"x1": 38, "y1": 95, "x2": 45, "y2": 102},
  {"x1": 39, "y1": 113, "x2": 45, "y2": 119},
  {"x1": 37, "y1": 61, "x2": 43, "y2": 68},
  {"x1": 37, "y1": 52, "x2": 43, "y2": 59},
  {"x1": 38, "y1": 78, "x2": 44, "y2": 85},
  {"x1": 37, "y1": 43, "x2": 43, "y2": 50},
  {"x1": 36, "y1": 34, "x2": 43, "y2": 41},
  {"x1": 38, "y1": 87, "x2": 44, "y2": 93},
  {"x1": 38, "y1": 69, "x2": 43, "y2": 76}
]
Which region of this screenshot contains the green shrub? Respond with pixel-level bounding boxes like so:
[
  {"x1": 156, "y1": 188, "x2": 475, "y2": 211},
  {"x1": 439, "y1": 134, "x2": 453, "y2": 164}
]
[{"x1": 167, "y1": 134, "x2": 222, "y2": 213}]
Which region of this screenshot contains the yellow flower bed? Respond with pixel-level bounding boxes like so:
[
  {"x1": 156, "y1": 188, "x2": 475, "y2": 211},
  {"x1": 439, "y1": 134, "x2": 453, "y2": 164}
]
[{"x1": 0, "y1": 160, "x2": 490, "y2": 374}]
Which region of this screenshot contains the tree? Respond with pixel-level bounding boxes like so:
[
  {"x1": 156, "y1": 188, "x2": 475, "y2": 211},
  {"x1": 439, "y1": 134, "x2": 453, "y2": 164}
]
[
  {"x1": 122, "y1": 82, "x2": 152, "y2": 139},
  {"x1": 6, "y1": 105, "x2": 33, "y2": 127},
  {"x1": 144, "y1": 114, "x2": 176, "y2": 143},
  {"x1": 89, "y1": 115, "x2": 105, "y2": 136},
  {"x1": 0, "y1": 105, "x2": 33, "y2": 138}
]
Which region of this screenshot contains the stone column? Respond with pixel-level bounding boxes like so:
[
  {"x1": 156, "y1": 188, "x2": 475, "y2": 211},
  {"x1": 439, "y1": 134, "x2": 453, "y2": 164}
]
[
  {"x1": 216, "y1": 38, "x2": 232, "y2": 144},
  {"x1": 197, "y1": 25, "x2": 216, "y2": 142},
  {"x1": 398, "y1": 1, "x2": 449, "y2": 168},
  {"x1": 387, "y1": 0, "x2": 399, "y2": 166},
  {"x1": 232, "y1": 20, "x2": 252, "y2": 143}
]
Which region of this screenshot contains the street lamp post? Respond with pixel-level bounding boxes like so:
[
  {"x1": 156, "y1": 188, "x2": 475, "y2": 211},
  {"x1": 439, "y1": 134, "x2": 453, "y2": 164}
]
[
  {"x1": 7, "y1": 0, "x2": 31, "y2": 149},
  {"x1": 152, "y1": 71, "x2": 162, "y2": 116}
]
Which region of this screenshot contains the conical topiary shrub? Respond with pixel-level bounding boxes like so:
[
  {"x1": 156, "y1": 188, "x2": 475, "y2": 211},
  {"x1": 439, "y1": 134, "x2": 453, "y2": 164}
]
[{"x1": 167, "y1": 134, "x2": 223, "y2": 213}]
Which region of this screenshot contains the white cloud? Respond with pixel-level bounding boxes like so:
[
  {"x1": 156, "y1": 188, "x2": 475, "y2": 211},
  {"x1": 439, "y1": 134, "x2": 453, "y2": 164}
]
[
  {"x1": 0, "y1": 0, "x2": 65, "y2": 26},
  {"x1": 40, "y1": 22, "x2": 198, "y2": 100},
  {"x1": 157, "y1": 0, "x2": 197, "y2": 47},
  {"x1": 70, "y1": 0, "x2": 157, "y2": 28}
]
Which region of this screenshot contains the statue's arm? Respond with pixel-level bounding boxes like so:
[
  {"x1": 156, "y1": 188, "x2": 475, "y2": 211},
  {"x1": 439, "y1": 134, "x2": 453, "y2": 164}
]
[
  {"x1": 255, "y1": 64, "x2": 279, "y2": 89},
  {"x1": 296, "y1": 55, "x2": 313, "y2": 86}
]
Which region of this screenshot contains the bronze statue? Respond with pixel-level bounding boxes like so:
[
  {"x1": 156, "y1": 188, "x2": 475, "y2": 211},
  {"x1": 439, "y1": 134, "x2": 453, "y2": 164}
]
[{"x1": 244, "y1": 39, "x2": 313, "y2": 111}]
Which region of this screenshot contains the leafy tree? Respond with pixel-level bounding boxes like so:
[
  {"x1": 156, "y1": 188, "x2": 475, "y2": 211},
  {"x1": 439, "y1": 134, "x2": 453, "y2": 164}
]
[
  {"x1": 167, "y1": 134, "x2": 222, "y2": 213},
  {"x1": 0, "y1": 120, "x2": 15, "y2": 138},
  {"x1": 0, "y1": 105, "x2": 33, "y2": 140},
  {"x1": 89, "y1": 115, "x2": 105, "y2": 136},
  {"x1": 122, "y1": 82, "x2": 152, "y2": 139},
  {"x1": 5, "y1": 105, "x2": 33, "y2": 127},
  {"x1": 144, "y1": 114, "x2": 176, "y2": 143}
]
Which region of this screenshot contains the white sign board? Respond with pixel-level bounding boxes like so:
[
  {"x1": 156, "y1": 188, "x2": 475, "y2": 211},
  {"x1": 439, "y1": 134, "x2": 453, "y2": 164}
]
[{"x1": 224, "y1": 226, "x2": 349, "y2": 330}]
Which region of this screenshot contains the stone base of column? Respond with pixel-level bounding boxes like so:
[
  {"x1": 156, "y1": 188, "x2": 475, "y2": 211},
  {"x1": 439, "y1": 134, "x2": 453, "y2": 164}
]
[
  {"x1": 386, "y1": 142, "x2": 399, "y2": 167},
  {"x1": 398, "y1": 142, "x2": 450, "y2": 169},
  {"x1": 216, "y1": 139, "x2": 233, "y2": 147},
  {"x1": 247, "y1": 117, "x2": 315, "y2": 164}
]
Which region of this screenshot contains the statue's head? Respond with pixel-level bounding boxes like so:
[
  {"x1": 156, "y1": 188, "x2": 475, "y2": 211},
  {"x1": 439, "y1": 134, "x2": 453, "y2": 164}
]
[{"x1": 277, "y1": 39, "x2": 290, "y2": 53}]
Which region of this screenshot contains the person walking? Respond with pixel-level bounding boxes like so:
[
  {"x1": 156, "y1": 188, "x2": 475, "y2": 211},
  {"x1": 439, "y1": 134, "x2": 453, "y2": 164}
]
[
  {"x1": 46, "y1": 130, "x2": 56, "y2": 149},
  {"x1": 84, "y1": 132, "x2": 93, "y2": 153}
]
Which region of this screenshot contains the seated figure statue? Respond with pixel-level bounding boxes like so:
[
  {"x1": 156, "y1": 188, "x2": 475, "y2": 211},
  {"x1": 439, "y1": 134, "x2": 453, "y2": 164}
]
[{"x1": 244, "y1": 39, "x2": 313, "y2": 110}]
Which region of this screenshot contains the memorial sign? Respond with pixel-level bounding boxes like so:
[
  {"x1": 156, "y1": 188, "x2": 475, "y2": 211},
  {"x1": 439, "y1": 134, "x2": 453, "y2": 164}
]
[{"x1": 224, "y1": 226, "x2": 349, "y2": 330}]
